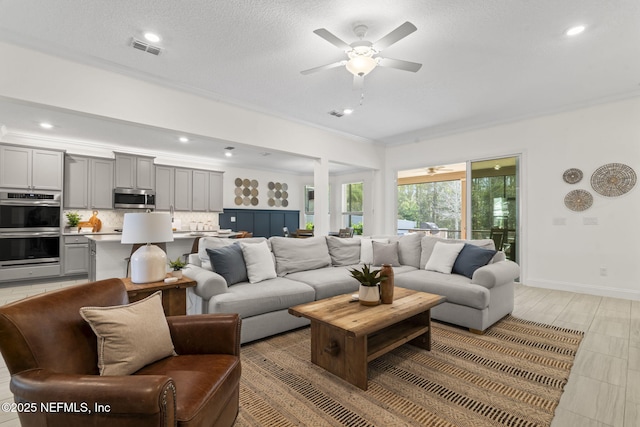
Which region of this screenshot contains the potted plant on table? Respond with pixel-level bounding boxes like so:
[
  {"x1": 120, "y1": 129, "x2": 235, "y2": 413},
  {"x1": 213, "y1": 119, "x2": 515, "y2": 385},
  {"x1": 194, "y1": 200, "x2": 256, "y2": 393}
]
[
  {"x1": 349, "y1": 264, "x2": 387, "y2": 306},
  {"x1": 65, "y1": 211, "x2": 81, "y2": 233},
  {"x1": 169, "y1": 256, "x2": 186, "y2": 279}
]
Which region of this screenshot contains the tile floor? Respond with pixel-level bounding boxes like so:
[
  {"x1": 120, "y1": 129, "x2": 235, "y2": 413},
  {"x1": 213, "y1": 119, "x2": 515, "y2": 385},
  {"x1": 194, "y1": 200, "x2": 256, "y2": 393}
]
[{"x1": 0, "y1": 279, "x2": 637, "y2": 426}]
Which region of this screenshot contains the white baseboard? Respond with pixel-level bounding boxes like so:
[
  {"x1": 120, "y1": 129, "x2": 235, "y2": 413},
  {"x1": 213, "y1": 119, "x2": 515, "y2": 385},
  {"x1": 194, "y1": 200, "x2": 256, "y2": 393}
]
[{"x1": 525, "y1": 279, "x2": 640, "y2": 301}]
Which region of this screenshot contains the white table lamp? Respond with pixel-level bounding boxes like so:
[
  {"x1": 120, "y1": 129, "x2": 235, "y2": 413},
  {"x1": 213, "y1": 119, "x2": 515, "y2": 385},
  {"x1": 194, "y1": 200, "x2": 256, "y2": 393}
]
[{"x1": 121, "y1": 212, "x2": 174, "y2": 284}]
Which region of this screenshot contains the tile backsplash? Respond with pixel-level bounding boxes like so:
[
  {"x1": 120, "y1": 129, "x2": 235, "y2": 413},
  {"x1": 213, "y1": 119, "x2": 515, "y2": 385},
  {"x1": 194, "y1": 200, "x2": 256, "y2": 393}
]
[{"x1": 63, "y1": 209, "x2": 219, "y2": 231}]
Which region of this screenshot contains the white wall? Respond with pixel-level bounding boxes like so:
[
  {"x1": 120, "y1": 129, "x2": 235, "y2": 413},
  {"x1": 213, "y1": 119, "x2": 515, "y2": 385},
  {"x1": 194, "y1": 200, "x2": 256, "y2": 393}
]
[{"x1": 385, "y1": 97, "x2": 640, "y2": 300}]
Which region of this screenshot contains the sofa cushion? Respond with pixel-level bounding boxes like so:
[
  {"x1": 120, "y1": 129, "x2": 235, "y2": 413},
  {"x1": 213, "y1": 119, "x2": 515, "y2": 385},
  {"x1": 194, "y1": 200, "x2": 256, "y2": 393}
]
[
  {"x1": 240, "y1": 240, "x2": 277, "y2": 283},
  {"x1": 270, "y1": 236, "x2": 332, "y2": 276},
  {"x1": 209, "y1": 277, "x2": 315, "y2": 318},
  {"x1": 79, "y1": 291, "x2": 175, "y2": 376},
  {"x1": 425, "y1": 241, "x2": 465, "y2": 274},
  {"x1": 372, "y1": 241, "x2": 401, "y2": 266},
  {"x1": 198, "y1": 236, "x2": 268, "y2": 271},
  {"x1": 452, "y1": 244, "x2": 497, "y2": 279},
  {"x1": 420, "y1": 236, "x2": 495, "y2": 269},
  {"x1": 206, "y1": 244, "x2": 247, "y2": 285},
  {"x1": 326, "y1": 236, "x2": 361, "y2": 266},
  {"x1": 390, "y1": 232, "x2": 424, "y2": 268},
  {"x1": 360, "y1": 238, "x2": 389, "y2": 264},
  {"x1": 287, "y1": 266, "x2": 360, "y2": 300},
  {"x1": 394, "y1": 270, "x2": 490, "y2": 310}
]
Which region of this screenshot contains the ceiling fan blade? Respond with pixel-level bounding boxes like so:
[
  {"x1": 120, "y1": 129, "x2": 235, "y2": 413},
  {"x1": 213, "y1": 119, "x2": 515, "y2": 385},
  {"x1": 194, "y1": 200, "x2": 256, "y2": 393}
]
[
  {"x1": 313, "y1": 28, "x2": 351, "y2": 50},
  {"x1": 377, "y1": 57, "x2": 422, "y2": 72},
  {"x1": 353, "y1": 74, "x2": 364, "y2": 91},
  {"x1": 300, "y1": 61, "x2": 346, "y2": 75},
  {"x1": 374, "y1": 21, "x2": 417, "y2": 50}
]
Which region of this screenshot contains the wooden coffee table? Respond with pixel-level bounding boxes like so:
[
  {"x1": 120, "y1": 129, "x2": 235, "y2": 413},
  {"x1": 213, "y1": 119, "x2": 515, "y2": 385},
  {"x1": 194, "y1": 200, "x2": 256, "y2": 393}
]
[{"x1": 288, "y1": 287, "x2": 445, "y2": 390}]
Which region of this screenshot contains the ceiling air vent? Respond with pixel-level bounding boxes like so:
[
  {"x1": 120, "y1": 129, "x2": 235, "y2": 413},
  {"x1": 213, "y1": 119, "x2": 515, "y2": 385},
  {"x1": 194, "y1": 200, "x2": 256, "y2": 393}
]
[
  {"x1": 328, "y1": 110, "x2": 344, "y2": 118},
  {"x1": 131, "y1": 38, "x2": 162, "y2": 56}
]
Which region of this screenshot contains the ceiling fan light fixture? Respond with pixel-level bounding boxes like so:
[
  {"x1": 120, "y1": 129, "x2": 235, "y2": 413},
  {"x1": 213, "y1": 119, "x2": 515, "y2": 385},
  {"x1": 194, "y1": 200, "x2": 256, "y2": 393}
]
[{"x1": 346, "y1": 55, "x2": 377, "y2": 76}]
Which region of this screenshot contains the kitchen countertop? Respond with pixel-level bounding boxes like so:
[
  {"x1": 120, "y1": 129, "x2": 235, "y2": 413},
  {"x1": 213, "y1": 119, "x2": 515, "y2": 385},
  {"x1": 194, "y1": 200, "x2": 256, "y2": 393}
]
[{"x1": 85, "y1": 231, "x2": 230, "y2": 242}]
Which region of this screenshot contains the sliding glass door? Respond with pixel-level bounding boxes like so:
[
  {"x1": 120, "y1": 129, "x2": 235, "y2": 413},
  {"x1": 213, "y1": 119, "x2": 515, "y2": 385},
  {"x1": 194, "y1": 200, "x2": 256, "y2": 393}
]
[{"x1": 469, "y1": 157, "x2": 519, "y2": 262}]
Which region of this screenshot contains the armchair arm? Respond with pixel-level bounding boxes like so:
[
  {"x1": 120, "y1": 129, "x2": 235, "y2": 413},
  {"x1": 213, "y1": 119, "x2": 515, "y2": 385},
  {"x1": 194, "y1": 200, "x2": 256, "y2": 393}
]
[
  {"x1": 167, "y1": 314, "x2": 241, "y2": 356},
  {"x1": 11, "y1": 369, "x2": 175, "y2": 422},
  {"x1": 183, "y1": 265, "x2": 228, "y2": 301},
  {"x1": 471, "y1": 260, "x2": 520, "y2": 289}
]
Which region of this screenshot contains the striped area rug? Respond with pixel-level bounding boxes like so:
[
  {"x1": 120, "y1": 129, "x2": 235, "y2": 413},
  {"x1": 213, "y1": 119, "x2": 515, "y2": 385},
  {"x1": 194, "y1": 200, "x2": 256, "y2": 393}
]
[{"x1": 236, "y1": 315, "x2": 583, "y2": 427}]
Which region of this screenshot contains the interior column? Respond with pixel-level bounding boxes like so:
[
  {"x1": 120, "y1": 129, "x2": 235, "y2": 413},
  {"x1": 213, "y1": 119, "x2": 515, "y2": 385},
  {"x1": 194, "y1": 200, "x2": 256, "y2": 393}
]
[{"x1": 313, "y1": 158, "x2": 330, "y2": 236}]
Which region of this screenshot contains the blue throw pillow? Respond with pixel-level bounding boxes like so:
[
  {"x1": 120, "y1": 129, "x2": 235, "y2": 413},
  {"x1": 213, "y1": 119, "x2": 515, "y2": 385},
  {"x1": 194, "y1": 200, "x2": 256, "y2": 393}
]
[
  {"x1": 452, "y1": 244, "x2": 497, "y2": 279},
  {"x1": 206, "y1": 244, "x2": 248, "y2": 285}
]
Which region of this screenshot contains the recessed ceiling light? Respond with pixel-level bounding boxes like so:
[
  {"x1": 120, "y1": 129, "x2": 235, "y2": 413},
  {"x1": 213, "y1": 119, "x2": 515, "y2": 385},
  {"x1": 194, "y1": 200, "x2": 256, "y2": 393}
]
[
  {"x1": 225, "y1": 151, "x2": 233, "y2": 157},
  {"x1": 179, "y1": 136, "x2": 189, "y2": 143},
  {"x1": 343, "y1": 109, "x2": 354, "y2": 115},
  {"x1": 39, "y1": 122, "x2": 53, "y2": 129},
  {"x1": 565, "y1": 25, "x2": 586, "y2": 36},
  {"x1": 144, "y1": 32, "x2": 161, "y2": 43}
]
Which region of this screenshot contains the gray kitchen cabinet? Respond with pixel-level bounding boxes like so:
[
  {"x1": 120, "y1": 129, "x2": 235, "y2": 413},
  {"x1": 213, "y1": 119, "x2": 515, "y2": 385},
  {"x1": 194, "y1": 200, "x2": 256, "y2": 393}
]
[
  {"x1": 192, "y1": 170, "x2": 208, "y2": 212},
  {"x1": 154, "y1": 166, "x2": 223, "y2": 212},
  {"x1": 64, "y1": 155, "x2": 114, "y2": 209},
  {"x1": 208, "y1": 171, "x2": 224, "y2": 212},
  {"x1": 114, "y1": 153, "x2": 155, "y2": 190},
  {"x1": 0, "y1": 144, "x2": 63, "y2": 190},
  {"x1": 155, "y1": 165, "x2": 175, "y2": 211},
  {"x1": 63, "y1": 235, "x2": 89, "y2": 275},
  {"x1": 64, "y1": 155, "x2": 89, "y2": 208},
  {"x1": 173, "y1": 168, "x2": 192, "y2": 211}
]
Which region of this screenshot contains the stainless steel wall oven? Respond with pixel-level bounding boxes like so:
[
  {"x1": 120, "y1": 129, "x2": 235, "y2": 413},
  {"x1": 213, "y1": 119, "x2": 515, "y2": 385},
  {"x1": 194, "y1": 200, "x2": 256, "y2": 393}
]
[{"x1": 0, "y1": 191, "x2": 61, "y2": 268}]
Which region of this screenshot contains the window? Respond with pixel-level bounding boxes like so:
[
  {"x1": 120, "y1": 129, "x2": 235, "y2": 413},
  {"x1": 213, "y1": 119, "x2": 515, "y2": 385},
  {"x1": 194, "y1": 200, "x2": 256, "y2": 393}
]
[
  {"x1": 342, "y1": 182, "x2": 363, "y2": 233},
  {"x1": 304, "y1": 185, "x2": 314, "y2": 228}
]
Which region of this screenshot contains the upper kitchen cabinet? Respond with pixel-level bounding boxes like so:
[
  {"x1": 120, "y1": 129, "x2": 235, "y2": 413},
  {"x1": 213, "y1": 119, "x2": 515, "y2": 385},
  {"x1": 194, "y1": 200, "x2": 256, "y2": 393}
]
[
  {"x1": 208, "y1": 171, "x2": 224, "y2": 212},
  {"x1": 64, "y1": 155, "x2": 114, "y2": 209},
  {"x1": 0, "y1": 144, "x2": 63, "y2": 190},
  {"x1": 114, "y1": 153, "x2": 155, "y2": 190},
  {"x1": 154, "y1": 165, "x2": 175, "y2": 211},
  {"x1": 155, "y1": 166, "x2": 223, "y2": 212}
]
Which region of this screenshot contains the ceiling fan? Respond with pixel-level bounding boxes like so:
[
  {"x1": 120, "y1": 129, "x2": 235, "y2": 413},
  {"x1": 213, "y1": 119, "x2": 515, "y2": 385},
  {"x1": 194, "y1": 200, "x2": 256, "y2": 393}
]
[
  {"x1": 425, "y1": 166, "x2": 453, "y2": 175},
  {"x1": 301, "y1": 21, "x2": 422, "y2": 90}
]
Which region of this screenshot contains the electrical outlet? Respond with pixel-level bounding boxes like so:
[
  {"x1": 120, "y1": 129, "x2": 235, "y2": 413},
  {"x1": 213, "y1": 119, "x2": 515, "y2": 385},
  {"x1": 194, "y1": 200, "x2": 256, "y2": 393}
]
[
  {"x1": 600, "y1": 267, "x2": 608, "y2": 276},
  {"x1": 230, "y1": 216, "x2": 236, "y2": 223}
]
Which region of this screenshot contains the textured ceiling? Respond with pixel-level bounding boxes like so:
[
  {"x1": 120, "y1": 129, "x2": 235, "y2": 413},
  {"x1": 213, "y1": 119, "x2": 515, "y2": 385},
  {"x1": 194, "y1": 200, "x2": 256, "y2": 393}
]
[{"x1": 0, "y1": 0, "x2": 639, "y2": 172}]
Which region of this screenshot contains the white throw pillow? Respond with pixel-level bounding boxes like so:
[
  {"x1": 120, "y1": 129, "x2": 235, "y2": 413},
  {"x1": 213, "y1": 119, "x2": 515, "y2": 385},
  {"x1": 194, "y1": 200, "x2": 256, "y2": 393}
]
[
  {"x1": 360, "y1": 238, "x2": 389, "y2": 264},
  {"x1": 425, "y1": 241, "x2": 465, "y2": 274},
  {"x1": 240, "y1": 240, "x2": 277, "y2": 283}
]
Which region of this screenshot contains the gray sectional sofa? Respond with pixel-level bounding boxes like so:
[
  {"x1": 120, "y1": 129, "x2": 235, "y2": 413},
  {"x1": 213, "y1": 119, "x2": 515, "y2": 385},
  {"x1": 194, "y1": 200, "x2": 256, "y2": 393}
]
[{"x1": 184, "y1": 233, "x2": 520, "y2": 344}]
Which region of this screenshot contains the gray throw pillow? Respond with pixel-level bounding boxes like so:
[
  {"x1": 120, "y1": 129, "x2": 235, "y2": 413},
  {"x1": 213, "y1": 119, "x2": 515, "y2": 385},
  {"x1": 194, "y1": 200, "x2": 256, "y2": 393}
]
[
  {"x1": 326, "y1": 236, "x2": 361, "y2": 266},
  {"x1": 372, "y1": 241, "x2": 401, "y2": 266},
  {"x1": 270, "y1": 236, "x2": 331, "y2": 276},
  {"x1": 206, "y1": 244, "x2": 248, "y2": 285}
]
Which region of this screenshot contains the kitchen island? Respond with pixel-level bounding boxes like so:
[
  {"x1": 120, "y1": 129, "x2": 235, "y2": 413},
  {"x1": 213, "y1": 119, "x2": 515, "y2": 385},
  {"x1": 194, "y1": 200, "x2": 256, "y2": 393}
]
[{"x1": 86, "y1": 232, "x2": 225, "y2": 282}]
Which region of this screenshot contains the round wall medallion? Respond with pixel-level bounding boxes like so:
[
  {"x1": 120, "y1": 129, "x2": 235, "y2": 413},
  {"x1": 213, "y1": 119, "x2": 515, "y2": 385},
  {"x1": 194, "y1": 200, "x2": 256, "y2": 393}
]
[
  {"x1": 250, "y1": 179, "x2": 258, "y2": 188},
  {"x1": 234, "y1": 178, "x2": 243, "y2": 187},
  {"x1": 268, "y1": 182, "x2": 275, "y2": 190},
  {"x1": 591, "y1": 163, "x2": 637, "y2": 197},
  {"x1": 563, "y1": 168, "x2": 583, "y2": 184},
  {"x1": 564, "y1": 189, "x2": 593, "y2": 211}
]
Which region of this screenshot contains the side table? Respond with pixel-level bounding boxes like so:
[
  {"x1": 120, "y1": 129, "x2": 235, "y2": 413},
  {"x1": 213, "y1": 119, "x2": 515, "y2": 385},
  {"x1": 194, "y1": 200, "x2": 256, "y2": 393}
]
[{"x1": 120, "y1": 274, "x2": 196, "y2": 316}]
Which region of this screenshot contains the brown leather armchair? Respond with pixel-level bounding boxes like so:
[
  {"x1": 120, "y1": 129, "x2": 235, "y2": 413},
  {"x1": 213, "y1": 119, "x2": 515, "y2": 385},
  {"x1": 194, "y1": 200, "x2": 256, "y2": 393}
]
[{"x1": 0, "y1": 278, "x2": 241, "y2": 427}]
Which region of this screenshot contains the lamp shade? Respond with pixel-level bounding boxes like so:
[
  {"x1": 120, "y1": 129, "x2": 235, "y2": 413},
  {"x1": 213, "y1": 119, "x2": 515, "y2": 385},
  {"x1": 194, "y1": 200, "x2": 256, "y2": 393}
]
[
  {"x1": 121, "y1": 212, "x2": 174, "y2": 244},
  {"x1": 122, "y1": 212, "x2": 174, "y2": 284}
]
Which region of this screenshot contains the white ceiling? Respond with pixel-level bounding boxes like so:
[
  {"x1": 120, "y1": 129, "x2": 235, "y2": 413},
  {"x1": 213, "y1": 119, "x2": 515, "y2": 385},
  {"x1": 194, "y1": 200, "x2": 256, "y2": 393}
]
[{"x1": 0, "y1": 0, "x2": 639, "y2": 173}]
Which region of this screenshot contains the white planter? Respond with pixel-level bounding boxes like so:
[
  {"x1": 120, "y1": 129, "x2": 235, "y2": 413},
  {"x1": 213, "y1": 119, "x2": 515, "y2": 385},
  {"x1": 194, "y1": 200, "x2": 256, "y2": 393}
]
[
  {"x1": 358, "y1": 285, "x2": 380, "y2": 306},
  {"x1": 171, "y1": 270, "x2": 183, "y2": 279}
]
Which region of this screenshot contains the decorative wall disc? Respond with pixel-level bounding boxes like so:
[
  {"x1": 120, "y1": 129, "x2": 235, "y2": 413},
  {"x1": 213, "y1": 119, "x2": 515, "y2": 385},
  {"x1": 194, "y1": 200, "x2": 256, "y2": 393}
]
[
  {"x1": 267, "y1": 181, "x2": 288, "y2": 208},
  {"x1": 564, "y1": 189, "x2": 593, "y2": 212},
  {"x1": 591, "y1": 163, "x2": 636, "y2": 197},
  {"x1": 562, "y1": 168, "x2": 583, "y2": 184},
  {"x1": 235, "y1": 177, "x2": 259, "y2": 205}
]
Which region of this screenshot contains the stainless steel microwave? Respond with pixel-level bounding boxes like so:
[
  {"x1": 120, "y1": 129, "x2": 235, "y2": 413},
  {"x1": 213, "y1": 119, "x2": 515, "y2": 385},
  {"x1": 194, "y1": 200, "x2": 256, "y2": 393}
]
[{"x1": 113, "y1": 188, "x2": 156, "y2": 210}]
